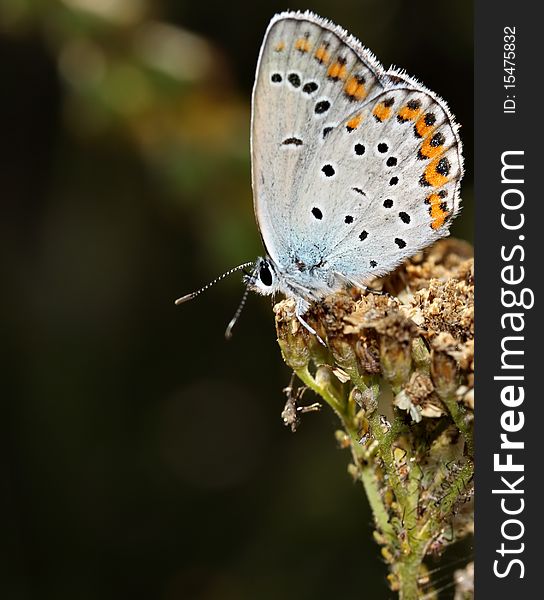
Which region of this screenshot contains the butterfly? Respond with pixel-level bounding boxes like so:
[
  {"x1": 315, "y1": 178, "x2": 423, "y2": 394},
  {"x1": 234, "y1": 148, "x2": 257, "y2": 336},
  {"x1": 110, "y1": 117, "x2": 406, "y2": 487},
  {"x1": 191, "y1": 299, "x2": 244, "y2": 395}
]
[{"x1": 177, "y1": 10, "x2": 463, "y2": 339}]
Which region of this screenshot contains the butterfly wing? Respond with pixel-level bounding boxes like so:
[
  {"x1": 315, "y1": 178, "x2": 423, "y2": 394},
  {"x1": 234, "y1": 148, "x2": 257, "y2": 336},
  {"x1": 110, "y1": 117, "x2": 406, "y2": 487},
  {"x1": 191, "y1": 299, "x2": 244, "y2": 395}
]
[
  {"x1": 294, "y1": 85, "x2": 463, "y2": 284},
  {"x1": 251, "y1": 10, "x2": 463, "y2": 292},
  {"x1": 251, "y1": 11, "x2": 386, "y2": 266}
]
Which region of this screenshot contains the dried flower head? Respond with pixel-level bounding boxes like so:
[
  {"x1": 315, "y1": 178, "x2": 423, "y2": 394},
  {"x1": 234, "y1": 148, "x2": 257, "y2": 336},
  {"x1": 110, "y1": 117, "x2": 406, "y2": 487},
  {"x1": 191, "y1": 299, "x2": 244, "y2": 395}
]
[{"x1": 274, "y1": 239, "x2": 474, "y2": 598}]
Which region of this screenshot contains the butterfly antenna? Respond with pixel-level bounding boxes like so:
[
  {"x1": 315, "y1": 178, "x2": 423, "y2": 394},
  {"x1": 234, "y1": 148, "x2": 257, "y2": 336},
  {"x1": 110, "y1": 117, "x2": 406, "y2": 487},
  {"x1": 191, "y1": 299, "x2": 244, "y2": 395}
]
[
  {"x1": 224, "y1": 265, "x2": 258, "y2": 340},
  {"x1": 174, "y1": 262, "x2": 254, "y2": 305}
]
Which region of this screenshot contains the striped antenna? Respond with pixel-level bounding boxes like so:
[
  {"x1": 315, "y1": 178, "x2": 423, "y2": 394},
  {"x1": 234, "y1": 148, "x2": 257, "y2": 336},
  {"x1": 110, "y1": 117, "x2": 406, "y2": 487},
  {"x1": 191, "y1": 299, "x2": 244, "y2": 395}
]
[
  {"x1": 174, "y1": 262, "x2": 254, "y2": 305},
  {"x1": 224, "y1": 265, "x2": 259, "y2": 340}
]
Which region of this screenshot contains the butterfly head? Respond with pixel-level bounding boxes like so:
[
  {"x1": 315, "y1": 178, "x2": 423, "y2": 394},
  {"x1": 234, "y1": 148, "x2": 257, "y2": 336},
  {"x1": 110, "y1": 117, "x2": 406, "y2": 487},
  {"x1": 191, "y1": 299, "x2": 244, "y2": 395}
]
[{"x1": 247, "y1": 256, "x2": 280, "y2": 296}]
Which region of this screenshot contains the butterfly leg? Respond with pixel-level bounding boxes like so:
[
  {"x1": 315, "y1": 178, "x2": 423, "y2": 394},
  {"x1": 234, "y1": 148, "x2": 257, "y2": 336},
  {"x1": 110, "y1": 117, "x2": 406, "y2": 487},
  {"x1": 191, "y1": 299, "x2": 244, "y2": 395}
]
[
  {"x1": 363, "y1": 286, "x2": 391, "y2": 298},
  {"x1": 295, "y1": 298, "x2": 326, "y2": 346},
  {"x1": 344, "y1": 276, "x2": 391, "y2": 299}
]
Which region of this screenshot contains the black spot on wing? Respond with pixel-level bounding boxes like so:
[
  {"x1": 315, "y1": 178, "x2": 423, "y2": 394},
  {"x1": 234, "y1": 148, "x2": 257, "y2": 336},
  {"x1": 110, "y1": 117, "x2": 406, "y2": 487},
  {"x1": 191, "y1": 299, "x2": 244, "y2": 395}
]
[
  {"x1": 288, "y1": 73, "x2": 301, "y2": 88},
  {"x1": 322, "y1": 164, "x2": 335, "y2": 177},
  {"x1": 302, "y1": 81, "x2": 318, "y2": 94},
  {"x1": 315, "y1": 100, "x2": 331, "y2": 114},
  {"x1": 354, "y1": 144, "x2": 365, "y2": 155},
  {"x1": 282, "y1": 137, "x2": 303, "y2": 146}
]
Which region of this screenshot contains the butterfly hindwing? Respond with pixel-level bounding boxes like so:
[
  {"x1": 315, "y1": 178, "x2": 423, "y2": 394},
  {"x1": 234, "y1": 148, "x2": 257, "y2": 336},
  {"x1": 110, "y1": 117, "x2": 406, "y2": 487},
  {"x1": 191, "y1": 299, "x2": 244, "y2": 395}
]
[{"x1": 294, "y1": 85, "x2": 463, "y2": 283}]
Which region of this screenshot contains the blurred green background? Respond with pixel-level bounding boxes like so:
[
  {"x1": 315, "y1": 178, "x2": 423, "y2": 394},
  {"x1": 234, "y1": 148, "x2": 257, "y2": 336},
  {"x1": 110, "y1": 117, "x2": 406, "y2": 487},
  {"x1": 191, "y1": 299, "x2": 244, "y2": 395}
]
[{"x1": 1, "y1": 1, "x2": 473, "y2": 598}]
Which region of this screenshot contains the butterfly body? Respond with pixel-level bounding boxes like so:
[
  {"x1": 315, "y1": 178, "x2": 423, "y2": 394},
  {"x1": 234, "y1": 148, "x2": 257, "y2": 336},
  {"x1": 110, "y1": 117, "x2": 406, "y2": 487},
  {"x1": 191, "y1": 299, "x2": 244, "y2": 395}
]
[
  {"x1": 250, "y1": 254, "x2": 343, "y2": 301},
  {"x1": 248, "y1": 11, "x2": 463, "y2": 324}
]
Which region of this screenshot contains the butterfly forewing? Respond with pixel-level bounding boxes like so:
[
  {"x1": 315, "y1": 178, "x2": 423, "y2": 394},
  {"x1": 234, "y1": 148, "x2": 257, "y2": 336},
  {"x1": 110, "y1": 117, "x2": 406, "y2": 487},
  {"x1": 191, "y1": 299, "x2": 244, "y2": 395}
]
[{"x1": 251, "y1": 12, "x2": 386, "y2": 265}]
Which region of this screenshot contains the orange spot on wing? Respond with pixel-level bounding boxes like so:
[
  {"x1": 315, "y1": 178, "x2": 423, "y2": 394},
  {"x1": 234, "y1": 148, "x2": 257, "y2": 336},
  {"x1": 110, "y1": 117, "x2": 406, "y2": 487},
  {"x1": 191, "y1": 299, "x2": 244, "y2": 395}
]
[
  {"x1": 415, "y1": 115, "x2": 435, "y2": 138},
  {"x1": 274, "y1": 41, "x2": 285, "y2": 52},
  {"x1": 346, "y1": 114, "x2": 363, "y2": 131},
  {"x1": 314, "y1": 45, "x2": 330, "y2": 64},
  {"x1": 419, "y1": 135, "x2": 443, "y2": 159},
  {"x1": 295, "y1": 37, "x2": 311, "y2": 53},
  {"x1": 427, "y1": 193, "x2": 451, "y2": 229},
  {"x1": 373, "y1": 102, "x2": 392, "y2": 122},
  {"x1": 398, "y1": 105, "x2": 421, "y2": 123},
  {"x1": 327, "y1": 60, "x2": 347, "y2": 81},
  {"x1": 423, "y1": 157, "x2": 449, "y2": 188},
  {"x1": 344, "y1": 76, "x2": 367, "y2": 101}
]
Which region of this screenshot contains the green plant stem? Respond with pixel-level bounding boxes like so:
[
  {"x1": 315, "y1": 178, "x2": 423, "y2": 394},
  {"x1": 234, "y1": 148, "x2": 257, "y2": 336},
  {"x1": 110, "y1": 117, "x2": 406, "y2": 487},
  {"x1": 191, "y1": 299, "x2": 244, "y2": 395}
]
[
  {"x1": 344, "y1": 419, "x2": 396, "y2": 542},
  {"x1": 436, "y1": 460, "x2": 474, "y2": 518},
  {"x1": 397, "y1": 551, "x2": 426, "y2": 600},
  {"x1": 289, "y1": 361, "x2": 471, "y2": 600},
  {"x1": 294, "y1": 366, "x2": 395, "y2": 541},
  {"x1": 293, "y1": 364, "x2": 429, "y2": 597},
  {"x1": 368, "y1": 411, "x2": 408, "y2": 507},
  {"x1": 359, "y1": 467, "x2": 395, "y2": 540},
  {"x1": 337, "y1": 360, "x2": 411, "y2": 510},
  {"x1": 294, "y1": 366, "x2": 344, "y2": 415},
  {"x1": 439, "y1": 391, "x2": 474, "y2": 458}
]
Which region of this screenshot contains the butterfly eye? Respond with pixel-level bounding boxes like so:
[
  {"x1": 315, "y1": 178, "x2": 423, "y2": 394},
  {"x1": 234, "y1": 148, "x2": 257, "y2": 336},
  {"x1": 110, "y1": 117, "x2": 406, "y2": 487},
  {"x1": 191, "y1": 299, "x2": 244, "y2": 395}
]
[{"x1": 259, "y1": 262, "x2": 274, "y2": 286}]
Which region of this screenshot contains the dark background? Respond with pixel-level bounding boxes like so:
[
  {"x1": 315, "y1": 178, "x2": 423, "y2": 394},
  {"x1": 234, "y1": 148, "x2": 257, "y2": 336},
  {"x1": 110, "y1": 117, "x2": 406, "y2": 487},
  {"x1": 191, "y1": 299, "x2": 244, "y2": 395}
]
[{"x1": 1, "y1": 1, "x2": 472, "y2": 598}]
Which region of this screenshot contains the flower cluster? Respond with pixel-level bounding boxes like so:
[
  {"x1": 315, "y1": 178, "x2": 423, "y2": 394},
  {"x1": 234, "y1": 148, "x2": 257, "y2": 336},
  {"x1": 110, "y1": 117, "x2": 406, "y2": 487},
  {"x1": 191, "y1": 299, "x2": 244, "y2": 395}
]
[{"x1": 274, "y1": 239, "x2": 474, "y2": 599}]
